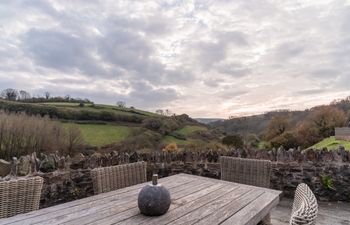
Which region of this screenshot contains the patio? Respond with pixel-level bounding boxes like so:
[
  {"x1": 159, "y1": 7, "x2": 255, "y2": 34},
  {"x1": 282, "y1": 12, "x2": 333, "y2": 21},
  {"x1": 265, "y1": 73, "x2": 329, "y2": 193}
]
[{"x1": 271, "y1": 198, "x2": 350, "y2": 225}]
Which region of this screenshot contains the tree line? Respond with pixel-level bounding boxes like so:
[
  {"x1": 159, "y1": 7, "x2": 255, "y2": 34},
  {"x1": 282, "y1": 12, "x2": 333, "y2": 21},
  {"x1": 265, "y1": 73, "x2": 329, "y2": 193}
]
[
  {"x1": 219, "y1": 97, "x2": 350, "y2": 149},
  {"x1": 0, "y1": 88, "x2": 92, "y2": 103}
]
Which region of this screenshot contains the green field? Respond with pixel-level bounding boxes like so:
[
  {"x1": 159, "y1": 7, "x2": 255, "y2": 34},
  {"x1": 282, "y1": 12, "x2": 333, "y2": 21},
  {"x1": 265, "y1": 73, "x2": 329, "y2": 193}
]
[
  {"x1": 162, "y1": 125, "x2": 208, "y2": 145},
  {"x1": 64, "y1": 123, "x2": 133, "y2": 147},
  {"x1": 311, "y1": 136, "x2": 350, "y2": 150},
  {"x1": 176, "y1": 125, "x2": 207, "y2": 136}
]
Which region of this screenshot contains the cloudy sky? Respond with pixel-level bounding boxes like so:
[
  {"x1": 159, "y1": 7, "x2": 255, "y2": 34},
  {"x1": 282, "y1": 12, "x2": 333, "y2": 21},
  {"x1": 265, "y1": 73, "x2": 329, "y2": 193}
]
[{"x1": 1, "y1": 0, "x2": 350, "y2": 118}]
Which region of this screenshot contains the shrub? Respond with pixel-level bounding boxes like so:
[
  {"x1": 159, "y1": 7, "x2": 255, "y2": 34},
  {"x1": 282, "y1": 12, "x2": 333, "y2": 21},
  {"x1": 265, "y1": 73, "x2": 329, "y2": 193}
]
[
  {"x1": 142, "y1": 117, "x2": 180, "y2": 135},
  {"x1": 222, "y1": 134, "x2": 244, "y2": 148},
  {"x1": 162, "y1": 143, "x2": 178, "y2": 153},
  {"x1": 270, "y1": 131, "x2": 299, "y2": 149}
]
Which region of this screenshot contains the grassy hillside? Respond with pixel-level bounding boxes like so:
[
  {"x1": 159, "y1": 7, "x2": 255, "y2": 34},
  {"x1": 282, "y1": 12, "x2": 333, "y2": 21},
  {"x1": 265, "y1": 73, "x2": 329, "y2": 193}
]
[
  {"x1": 0, "y1": 99, "x2": 218, "y2": 149},
  {"x1": 63, "y1": 123, "x2": 133, "y2": 147},
  {"x1": 0, "y1": 99, "x2": 157, "y2": 124},
  {"x1": 311, "y1": 137, "x2": 350, "y2": 150},
  {"x1": 176, "y1": 125, "x2": 207, "y2": 136}
]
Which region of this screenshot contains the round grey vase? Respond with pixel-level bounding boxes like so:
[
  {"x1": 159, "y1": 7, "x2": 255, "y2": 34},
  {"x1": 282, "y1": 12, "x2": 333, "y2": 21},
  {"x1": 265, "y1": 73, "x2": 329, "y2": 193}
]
[{"x1": 138, "y1": 174, "x2": 171, "y2": 216}]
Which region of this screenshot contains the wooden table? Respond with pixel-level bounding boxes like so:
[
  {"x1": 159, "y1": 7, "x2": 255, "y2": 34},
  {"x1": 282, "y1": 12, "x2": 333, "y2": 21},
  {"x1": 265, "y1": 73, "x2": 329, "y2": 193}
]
[{"x1": 0, "y1": 174, "x2": 282, "y2": 225}]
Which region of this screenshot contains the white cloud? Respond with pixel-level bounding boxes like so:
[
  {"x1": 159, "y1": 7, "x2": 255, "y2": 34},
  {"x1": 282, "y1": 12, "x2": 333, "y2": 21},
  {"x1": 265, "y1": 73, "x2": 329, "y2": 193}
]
[{"x1": 0, "y1": 0, "x2": 350, "y2": 118}]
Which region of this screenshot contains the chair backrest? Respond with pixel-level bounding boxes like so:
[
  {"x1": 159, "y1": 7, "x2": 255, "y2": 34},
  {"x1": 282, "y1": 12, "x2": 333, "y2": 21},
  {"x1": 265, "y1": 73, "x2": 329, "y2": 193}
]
[
  {"x1": 0, "y1": 176, "x2": 44, "y2": 218},
  {"x1": 290, "y1": 183, "x2": 318, "y2": 225},
  {"x1": 91, "y1": 161, "x2": 147, "y2": 194},
  {"x1": 220, "y1": 156, "x2": 271, "y2": 188}
]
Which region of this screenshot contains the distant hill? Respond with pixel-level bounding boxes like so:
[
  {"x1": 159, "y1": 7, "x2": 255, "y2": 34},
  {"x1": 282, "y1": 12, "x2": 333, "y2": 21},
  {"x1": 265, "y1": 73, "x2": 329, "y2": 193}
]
[
  {"x1": 211, "y1": 97, "x2": 350, "y2": 137},
  {"x1": 195, "y1": 118, "x2": 224, "y2": 124},
  {"x1": 211, "y1": 110, "x2": 308, "y2": 135}
]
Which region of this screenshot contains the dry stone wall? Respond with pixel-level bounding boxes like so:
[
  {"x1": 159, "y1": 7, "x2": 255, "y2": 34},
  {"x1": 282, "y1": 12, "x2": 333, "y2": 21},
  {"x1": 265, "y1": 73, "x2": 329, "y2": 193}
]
[{"x1": 1, "y1": 147, "x2": 350, "y2": 208}]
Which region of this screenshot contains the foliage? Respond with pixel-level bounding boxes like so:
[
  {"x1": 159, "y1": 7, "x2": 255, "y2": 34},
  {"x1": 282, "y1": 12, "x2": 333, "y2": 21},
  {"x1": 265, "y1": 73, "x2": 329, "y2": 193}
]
[
  {"x1": 222, "y1": 134, "x2": 244, "y2": 148},
  {"x1": 212, "y1": 96, "x2": 350, "y2": 148},
  {"x1": 320, "y1": 174, "x2": 335, "y2": 190},
  {"x1": 142, "y1": 116, "x2": 176, "y2": 135},
  {"x1": 270, "y1": 131, "x2": 299, "y2": 149},
  {"x1": 245, "y1": 133, "x2": 260, "y2": 148},
  {"x1": 0, "y1": 111, "x2": 84, "y2": 160},
  {"x1": 162, "y1": 143, "x2": 178, "y2": 153},
  {"x1": 264, "y1": 115, "x2": 289, "y2": 140}
]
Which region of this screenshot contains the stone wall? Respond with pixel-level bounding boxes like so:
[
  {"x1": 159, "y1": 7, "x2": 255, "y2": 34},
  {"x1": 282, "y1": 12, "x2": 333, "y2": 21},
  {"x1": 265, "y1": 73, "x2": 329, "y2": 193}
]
[{"x1": 1, "y1": 147, "x2": 350, "y2": 208}]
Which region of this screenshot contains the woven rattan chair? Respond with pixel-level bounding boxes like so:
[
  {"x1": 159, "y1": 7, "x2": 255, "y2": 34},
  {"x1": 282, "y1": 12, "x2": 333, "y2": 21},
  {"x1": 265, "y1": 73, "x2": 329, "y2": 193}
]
[
  {"x1": 290, "y1": 183, "x2": 318, "y2": 225},
  {"x1": 0, "y1": 176, "x2": 44, "y2": 219},
  {"x1": 91, "y1": 161, "x2": 147, "y2": 194},
  {"x1": 220, "y1": 156, "x2": 271, "y2": 188},
  {"x1": 220, "y1": 156, "x2": 272, "y2": 225}
]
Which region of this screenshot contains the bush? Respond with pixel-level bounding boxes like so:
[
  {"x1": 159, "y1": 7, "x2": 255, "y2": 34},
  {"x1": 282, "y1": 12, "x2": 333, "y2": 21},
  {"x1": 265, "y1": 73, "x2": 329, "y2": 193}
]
[
  {"x1": 142, "y1": 117, "x2": 180, "y2": 135},
  {"x1": 270, "y1": 131, "x2": 299, "y2": 149},
  {"x1": 222, "y1": 134, "x2": 244, "y2": 148},
  {"x1": 162, "y1": 143, "x2": 178, "y2": 153}
]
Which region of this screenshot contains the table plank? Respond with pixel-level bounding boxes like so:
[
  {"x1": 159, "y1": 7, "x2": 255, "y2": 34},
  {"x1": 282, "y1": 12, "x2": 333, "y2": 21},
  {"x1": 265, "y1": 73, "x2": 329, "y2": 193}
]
[
  {"x1": 114, "y1": 183, "x2": 232, "y2": 225},
  {"x1": 63, "y1": 179, "x2": 217, "y2": 225},
  {"x1": 0, "y1": 175, "x2": 193, "y2": 225},
  {"x1": 0, "y1": 173, "x2": 282, "y2": 225},
  {"x1": 0, "y1": 174, "x2": 192, "y2": 225},
  {"x1": 221, "y1": 192, "x2": 280, "y2": 225},
  {"x1": 168, "y1": 186, "x2": 252, "y2": 225},
  {"x1": 28, "y1": 177, "x2": 200, "y2": 225},
  {"x1": 194, "y1": 189, "x2": 264, "y2": 225}
]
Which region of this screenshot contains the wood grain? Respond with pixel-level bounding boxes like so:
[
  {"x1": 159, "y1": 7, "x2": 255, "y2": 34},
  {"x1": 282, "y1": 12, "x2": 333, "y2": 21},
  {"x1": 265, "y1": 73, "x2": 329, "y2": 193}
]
[{"x1": 0, "y1": 174, "x2": 282, "y2": 225}]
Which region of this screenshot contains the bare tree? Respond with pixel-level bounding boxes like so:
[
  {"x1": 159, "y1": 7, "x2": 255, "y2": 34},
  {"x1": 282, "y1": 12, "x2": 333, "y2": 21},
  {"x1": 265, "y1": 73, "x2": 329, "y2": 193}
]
[
  {"x1": 65, "y1": 125, "x2": 84, "y2": 156},
  {"x1": 155, "y1": 109, "x2": 164, "y2": 115},
  {"x1": 19, "y1": 90, "x2": 31, "y2": 100},
  {"x1": 116, "y1": 101, "x2": 126, "y2": 108},
  {"x1": 44, "y1": 92, "x2": 50, "y2": 100},
  {"x1": 1, "y1": 88, "x2": 18, "y2": 101},
  {"x1": 165, "y1": 109, "x2": 172, "y2": 116}
]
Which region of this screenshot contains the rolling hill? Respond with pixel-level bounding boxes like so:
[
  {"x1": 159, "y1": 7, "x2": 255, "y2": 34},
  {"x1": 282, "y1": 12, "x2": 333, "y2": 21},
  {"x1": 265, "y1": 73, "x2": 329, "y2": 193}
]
[{"x1": 0, "y1": 99, "x2": 218, "y2": 149}]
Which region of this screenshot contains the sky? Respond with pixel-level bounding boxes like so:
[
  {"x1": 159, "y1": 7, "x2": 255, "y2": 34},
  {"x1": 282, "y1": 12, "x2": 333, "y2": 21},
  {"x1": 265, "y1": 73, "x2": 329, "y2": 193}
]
[{"x1": 0, "y1": 0, "x2": 350, "y2": 118}]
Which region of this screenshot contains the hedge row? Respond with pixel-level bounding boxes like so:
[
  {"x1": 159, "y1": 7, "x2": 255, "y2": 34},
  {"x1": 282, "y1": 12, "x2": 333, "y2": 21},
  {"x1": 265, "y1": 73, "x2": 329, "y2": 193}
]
[{"x1": 0, "y1": 101, "x2": 144, "y2": 123}]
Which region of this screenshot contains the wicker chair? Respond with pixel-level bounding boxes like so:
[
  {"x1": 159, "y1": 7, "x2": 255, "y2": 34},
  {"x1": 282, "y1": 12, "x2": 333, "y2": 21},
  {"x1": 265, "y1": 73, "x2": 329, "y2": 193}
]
[
  {"x1": 91, "y1": 161, "x2": 147, "y2": 195},
  {"x1": 220, "y1": 157, "x2": 272, "y2": 225},
  {"x1": 220, "y1": 156, "x2": 271, "y2": 188},
  {"x1": 290, "y1": 183, "x2": 318, "y2": 225},
  {"x1": 0, "y1": 176, "x2": 44, "y2": 219}
]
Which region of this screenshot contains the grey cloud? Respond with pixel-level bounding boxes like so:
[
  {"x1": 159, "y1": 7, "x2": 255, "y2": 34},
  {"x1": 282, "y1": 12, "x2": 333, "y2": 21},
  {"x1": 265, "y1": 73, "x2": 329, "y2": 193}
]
[
  {"x1": 274, "y1": 42, "x2": 305, "y2": 60},
  {"x1": 311, "y1": 68, "x2": 339, "y2": 78},
  {"x1": 2, "y1": 0, "x2": 350, "y2": 117},
  {"x1": 294, "y1": 89, "x2": 328, "y2": 96},
  {"x1": 218, "y1": 31, "x2": 249, "y2": 46},
  {"x1": 22, "y1": 29, "x2": 107, "y2": 76},
  {"x1": 217, "y1": 65, "x2": 251, "y2": 77},
  {"x1": 196, "y1": 42, "x2": 226, "y2": 70}
]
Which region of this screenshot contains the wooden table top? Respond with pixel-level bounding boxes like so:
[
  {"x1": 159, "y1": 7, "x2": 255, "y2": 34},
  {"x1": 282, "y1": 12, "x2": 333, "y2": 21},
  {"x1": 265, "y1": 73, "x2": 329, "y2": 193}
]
[{"x1": 0, "y1": 173, "x2": 282, "y2": 225}]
